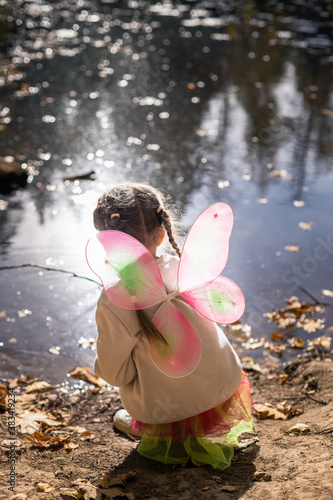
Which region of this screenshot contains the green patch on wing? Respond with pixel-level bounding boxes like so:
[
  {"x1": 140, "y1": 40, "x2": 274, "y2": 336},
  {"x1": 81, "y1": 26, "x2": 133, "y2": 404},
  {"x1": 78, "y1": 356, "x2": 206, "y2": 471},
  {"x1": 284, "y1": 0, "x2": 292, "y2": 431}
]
[
  {"x1": 208, "y1": 290, "x2": 234, "y2": 312},
  {"x1": 109, "y1": 259, "x2": 150, "y2": 303}
]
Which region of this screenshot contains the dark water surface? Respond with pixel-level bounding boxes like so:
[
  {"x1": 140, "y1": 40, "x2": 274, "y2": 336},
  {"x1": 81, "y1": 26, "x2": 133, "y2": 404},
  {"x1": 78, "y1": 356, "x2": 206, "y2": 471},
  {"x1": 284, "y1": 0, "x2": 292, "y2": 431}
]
[{"x1": 0, "y1": 0, "x2": 333, "y2": 383}]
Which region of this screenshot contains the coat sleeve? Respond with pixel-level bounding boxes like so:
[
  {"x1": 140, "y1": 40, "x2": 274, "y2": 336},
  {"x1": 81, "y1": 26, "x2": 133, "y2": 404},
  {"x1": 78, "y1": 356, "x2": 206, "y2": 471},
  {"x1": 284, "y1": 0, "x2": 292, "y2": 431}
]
[{"x1": 94, "y1": 296, "x2": 141, "y2": 387}]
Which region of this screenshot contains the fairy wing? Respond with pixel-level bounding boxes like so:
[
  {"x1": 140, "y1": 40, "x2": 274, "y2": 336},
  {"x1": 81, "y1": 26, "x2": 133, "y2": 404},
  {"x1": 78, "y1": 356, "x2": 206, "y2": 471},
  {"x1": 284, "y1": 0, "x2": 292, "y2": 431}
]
[
  {"x1": 177, "y1": 203, "x2": 234, "y2": 293},
  {"x1": 181, "y1": 276, "x2": 245, "y2": 324},
  {"x1": 148, "y1": 300, "x2": 202, "y2": 378},
  {"x1": 86, "y1": 230, "x2": 167, "y2": 309}
]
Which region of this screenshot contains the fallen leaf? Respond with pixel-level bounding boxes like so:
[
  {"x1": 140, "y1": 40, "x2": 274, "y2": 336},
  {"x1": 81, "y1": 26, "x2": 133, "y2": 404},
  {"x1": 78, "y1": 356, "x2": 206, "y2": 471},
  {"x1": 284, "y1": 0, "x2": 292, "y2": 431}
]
[
  {"x1": 321, "y1": 108, "x2": 333, "y2": 117},
  {"x1": 244, "y1": 339, "x2": 266, "y2": 350},
  {"x1": 253, "y1": 404, "x2": 286, "y2": 420},
  {"x1": 257, "y1": 198, "x2": 268, "y2": 204},
  {"x1": 0, "y1": 310, "x2": 6, "y2": 318},
  {"x1": 279, "y1": 375, "x2": 289, "y2": 385},
  {"x1": 68, "y1": 426, "x2": 88, "y2": 434},
  {"x1": 0, "y1": 383, "x2": 8, "y2": 410},
  {"x1": 302, "y1": 319, "x2": 324, "y2": 333},
  {"x1": 269, "y1": 169, "x2": 290, "y2": 179},
  {"x1": 286, "y1": 423, "x2": 310, "y2": 434},
  {"x1": 267, "y1": 342, "x2": 286, "y2": 356},
  {"x1": 252, "y1": 472, "x2": 272, "y2": 482},
  {"x1": 98, "y1": 472, "x2": 137, "y2": 489},
  {"x1": 8, "y1": 338, "x2": 17, "y2": 343},
  {"x1": 24, "y1": 431, "x2": 67, "y2": 448},
  {"x1": 310, "y1": 336, "x2": 331, "y2": 349},
  {"x1": 322, "y1": 289, "x2": 333, "y2": 298},
  {"x1": 16, "y1": 410, "x2": 61, "y2": 434},
  {"x1": 288, "y1": 337, "x2": 304, "y2": 348},
  {"x1": 275, "y1": 401, "x2": 303, "y2": 418},
  {"x1": 64, "y1": 441, "x2": 79, "y2": 450},
  {"x1": 60, "y1": 489, "x2": 81, "y2": 500},
  {"x1": 220, "y1": 485, "x2": 236, "y2": 491},
  {"x1": 2, "y1": 439, "x2": 22, "y2": 447},
  {"x1": 298, "y1": 222, "x2": 312, "y2": 231},
  {"x1": 0, "y1": 200, "x2": 9, "y2": 211},
  {"x1": 25, "y1": 381, "x2": 53, "y2": 393},
  {"x1": 285, "y1": 245, "x2": 300, "y2": 252},
  {"x1": 36, "y1": 483, "x2": 55, "y2": 493},
  {"x1": 272, "y1": 332, "x2": 284, "y2": 340},
  {"x1": 49, "y1": 346, "x2": 60, "y2": 355},
  {"x1": 240, "y1": 357, "x2": 265, "y2": 373},
  {"x1": 16, "y1": 309, "x2": 32, "y2": 318},
  {"x1": 235, "y1": 436, "x2": 259, "y2": 450},
  {"x1": 74, "y1": 479, "x2": 102, "y2": 500},
  {"x1": 69, "y1": 367, "x2": 106, "y2": 388},
  {"x1": 293, "y1": 200, "x2": 305, "y2": 207},
  {"x1": 202, "y1": 486, "x2": 210, "y2": 491}
]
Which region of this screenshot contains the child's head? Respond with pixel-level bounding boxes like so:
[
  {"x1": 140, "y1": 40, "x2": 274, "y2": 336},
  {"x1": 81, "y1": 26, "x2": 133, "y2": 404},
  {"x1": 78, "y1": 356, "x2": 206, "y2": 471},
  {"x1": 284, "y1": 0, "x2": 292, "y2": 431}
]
[{"x1": 93, "y1": 182, "x2": 181, "y2": 257}]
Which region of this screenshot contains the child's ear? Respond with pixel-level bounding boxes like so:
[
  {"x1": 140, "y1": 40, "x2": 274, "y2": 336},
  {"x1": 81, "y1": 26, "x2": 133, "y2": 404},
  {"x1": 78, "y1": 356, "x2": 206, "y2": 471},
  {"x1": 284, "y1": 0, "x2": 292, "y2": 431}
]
[{"x1": 157, "y1": 229, "x2": 165, "y2": 247}]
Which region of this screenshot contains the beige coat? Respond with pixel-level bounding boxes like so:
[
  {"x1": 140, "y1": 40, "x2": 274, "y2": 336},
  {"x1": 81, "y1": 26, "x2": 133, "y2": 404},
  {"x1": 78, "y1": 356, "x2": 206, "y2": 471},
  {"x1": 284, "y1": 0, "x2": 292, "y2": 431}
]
[{"x1": 94, "y1": 255, "x2": 243, "y2": 424}]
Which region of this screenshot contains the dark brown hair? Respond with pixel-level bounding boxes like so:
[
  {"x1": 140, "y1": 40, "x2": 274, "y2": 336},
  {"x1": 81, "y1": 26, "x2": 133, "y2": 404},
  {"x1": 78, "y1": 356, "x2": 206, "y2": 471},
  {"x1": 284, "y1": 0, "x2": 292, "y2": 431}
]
[{"x1": 93, "y1": 182, "x2": 181, "y2": 347}]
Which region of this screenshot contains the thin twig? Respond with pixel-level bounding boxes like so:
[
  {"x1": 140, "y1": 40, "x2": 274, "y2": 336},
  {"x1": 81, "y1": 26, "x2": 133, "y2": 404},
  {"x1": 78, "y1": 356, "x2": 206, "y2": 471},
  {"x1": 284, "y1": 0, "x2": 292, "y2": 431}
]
[
  {"x1": 315, "y1": 427, "x2": 333, "y2": 435},
  {"x1": 297, "y1": 285, "x2": 332, "y2": 307},
  {"x1": 304, "y1": 392, "x2": 328, "y2": 405},
  {"x1": 0, "y1": 264, "x2": 100, "y2": 285}
]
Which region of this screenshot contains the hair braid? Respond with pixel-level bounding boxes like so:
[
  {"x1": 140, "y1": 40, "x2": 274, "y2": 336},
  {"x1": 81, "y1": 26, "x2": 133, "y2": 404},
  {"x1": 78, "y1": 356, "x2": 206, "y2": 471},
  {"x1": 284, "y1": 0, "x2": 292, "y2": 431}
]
[
  {"x1": 93, "y1": 182, "x2": 182, "y2": 348},
  {"x1": 161, "y1": 211, "x2": 181, "y2": 258}
]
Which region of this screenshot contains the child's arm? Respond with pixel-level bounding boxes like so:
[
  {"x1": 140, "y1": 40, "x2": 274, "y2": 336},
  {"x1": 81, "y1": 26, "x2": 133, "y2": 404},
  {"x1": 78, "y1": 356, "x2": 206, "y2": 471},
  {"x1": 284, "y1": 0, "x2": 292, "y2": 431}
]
[{"x1": 94, "y1": 296, "x2": 140, "y2": 387}]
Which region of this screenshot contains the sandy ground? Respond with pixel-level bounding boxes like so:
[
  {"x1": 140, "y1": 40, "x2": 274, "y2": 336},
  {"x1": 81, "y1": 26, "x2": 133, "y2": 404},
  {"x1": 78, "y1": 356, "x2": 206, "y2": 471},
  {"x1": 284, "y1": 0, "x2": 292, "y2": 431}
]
[{"x1": 1, "y1": 351, "x2": 332, "y2": 500}]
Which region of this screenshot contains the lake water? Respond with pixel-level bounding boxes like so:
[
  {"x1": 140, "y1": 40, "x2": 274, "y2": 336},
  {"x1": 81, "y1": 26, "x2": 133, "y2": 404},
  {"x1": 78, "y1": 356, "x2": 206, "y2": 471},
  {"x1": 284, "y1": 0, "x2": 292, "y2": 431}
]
[{"x1": 0, "y1": 0, "x2": 332, "y2": 383}]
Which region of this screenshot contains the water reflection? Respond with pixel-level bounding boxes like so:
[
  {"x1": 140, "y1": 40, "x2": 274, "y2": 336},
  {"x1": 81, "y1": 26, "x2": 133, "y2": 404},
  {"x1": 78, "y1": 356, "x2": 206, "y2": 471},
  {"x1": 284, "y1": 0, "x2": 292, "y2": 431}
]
[{"x1": 0, "y1": 0, "x2": 332, "y2": 381}]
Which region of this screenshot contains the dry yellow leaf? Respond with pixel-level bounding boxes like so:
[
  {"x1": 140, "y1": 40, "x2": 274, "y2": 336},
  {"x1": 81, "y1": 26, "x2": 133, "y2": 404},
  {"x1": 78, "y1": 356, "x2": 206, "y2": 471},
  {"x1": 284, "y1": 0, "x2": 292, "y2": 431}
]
[
  {"x1": 244, "y1": 339, "x2": 266, "y2": 350},
  {"x1": 269, "y1": 169, "x2": 289, "y2": 178},
  {"x1": 221, "y1": 485, "x2": 236, "y2": 491},
  {"x1": 253, "y1": 403, "x2": 287, "y2": 420},
  {"x1": 49, "y1": 346, "x2": 60, "y2": 355},
  {"x1": 68, "y1": 366, "x2": 106, "y2": 387},
  {"x1": 36, "y1": 483, "x2": 55, "y2": 493},
  {"x1": 285, "y1": 245, "x2": 300, "y2": 252},
  {"x1": 25, "y1": 381, "x2": 53, "y2": 393},
  {"x1": 64, "y1": 442, "x2": 79, "y2": 450},
  {"x1": 59, "y1": 489, "x2": 80, "y2": 500},
  {"x1": 16, "y1": 410, "x2": 61, "y2": 434},
  {"x1": 322, "y1": 289, "x2": 333, "y2": 297},
  {"x1": 310, "y1": 336, "x2": 331, "y2": 349},
  {"x1": 302, "y1": 319, "x2": 324, "y2": 333},
  {"x1": 298, "y1": 222, "x2": 312, "y2": 230},
  {"x1": 287, "y1": 423, "x2": 310, "y2": 434},
  {"x1": 252, "y1": 472, "x2": 272, "y2": 482}
]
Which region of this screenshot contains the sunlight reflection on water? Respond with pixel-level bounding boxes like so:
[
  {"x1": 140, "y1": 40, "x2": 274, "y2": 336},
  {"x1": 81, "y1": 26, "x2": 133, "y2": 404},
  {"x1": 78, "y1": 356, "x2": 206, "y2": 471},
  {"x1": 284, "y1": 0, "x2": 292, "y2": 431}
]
[{"x1": 0, "y1": 0, "x2": 332, "y2": 381}]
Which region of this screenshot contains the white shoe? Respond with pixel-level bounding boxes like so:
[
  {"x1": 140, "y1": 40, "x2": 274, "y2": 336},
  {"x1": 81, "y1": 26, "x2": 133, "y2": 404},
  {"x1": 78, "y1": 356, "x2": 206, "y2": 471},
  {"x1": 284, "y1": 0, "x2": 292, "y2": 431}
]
[{"x1": 113, "y1": 409, "x2": 133, "y2": 434}]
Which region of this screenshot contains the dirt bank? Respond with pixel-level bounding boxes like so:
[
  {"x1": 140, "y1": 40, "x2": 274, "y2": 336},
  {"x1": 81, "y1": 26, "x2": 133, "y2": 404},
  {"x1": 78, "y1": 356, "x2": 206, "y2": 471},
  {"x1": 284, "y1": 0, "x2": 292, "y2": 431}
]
[{"x1": 1, "y1": 351, "x2": 332, "y2": 500}]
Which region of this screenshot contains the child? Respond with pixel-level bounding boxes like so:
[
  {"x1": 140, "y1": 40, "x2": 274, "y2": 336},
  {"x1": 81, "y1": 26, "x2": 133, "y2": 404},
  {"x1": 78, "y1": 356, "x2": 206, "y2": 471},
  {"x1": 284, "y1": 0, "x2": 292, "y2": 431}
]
[{"x1": 92, "y1": 182, "x2": 253, "y2": 470}]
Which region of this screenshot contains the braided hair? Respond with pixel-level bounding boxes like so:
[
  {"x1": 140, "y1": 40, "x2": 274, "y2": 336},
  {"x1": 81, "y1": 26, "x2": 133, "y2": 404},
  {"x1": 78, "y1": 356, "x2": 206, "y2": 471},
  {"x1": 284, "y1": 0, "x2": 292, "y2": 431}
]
[{"x1": 93, "y1": 182, "x2": 181, "y2": 346}]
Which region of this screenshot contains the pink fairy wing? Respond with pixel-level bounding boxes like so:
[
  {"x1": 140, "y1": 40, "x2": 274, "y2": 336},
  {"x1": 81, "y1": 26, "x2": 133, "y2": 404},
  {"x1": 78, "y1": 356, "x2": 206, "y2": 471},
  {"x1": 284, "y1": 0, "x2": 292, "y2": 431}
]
[
  {"x1": 86, "y1": 231, "x2": 167, "y2": 309},
  {"x1": 148, "y1": 301, "x2": 202, "y2": 378},
  {"x1": 177, "y1": 203, "x2": 234, "y2": 293},
  {"x1": 181, "y1": 275, "x2": 245, "y2": 324}
]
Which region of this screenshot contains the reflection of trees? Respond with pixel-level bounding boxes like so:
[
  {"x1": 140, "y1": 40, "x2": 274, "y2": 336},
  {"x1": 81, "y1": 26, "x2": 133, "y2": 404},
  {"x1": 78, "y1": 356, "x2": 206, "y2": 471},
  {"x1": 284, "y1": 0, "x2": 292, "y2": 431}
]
[{"x1": 0, "y1": 0, "x2": 332, "y2": 226}]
